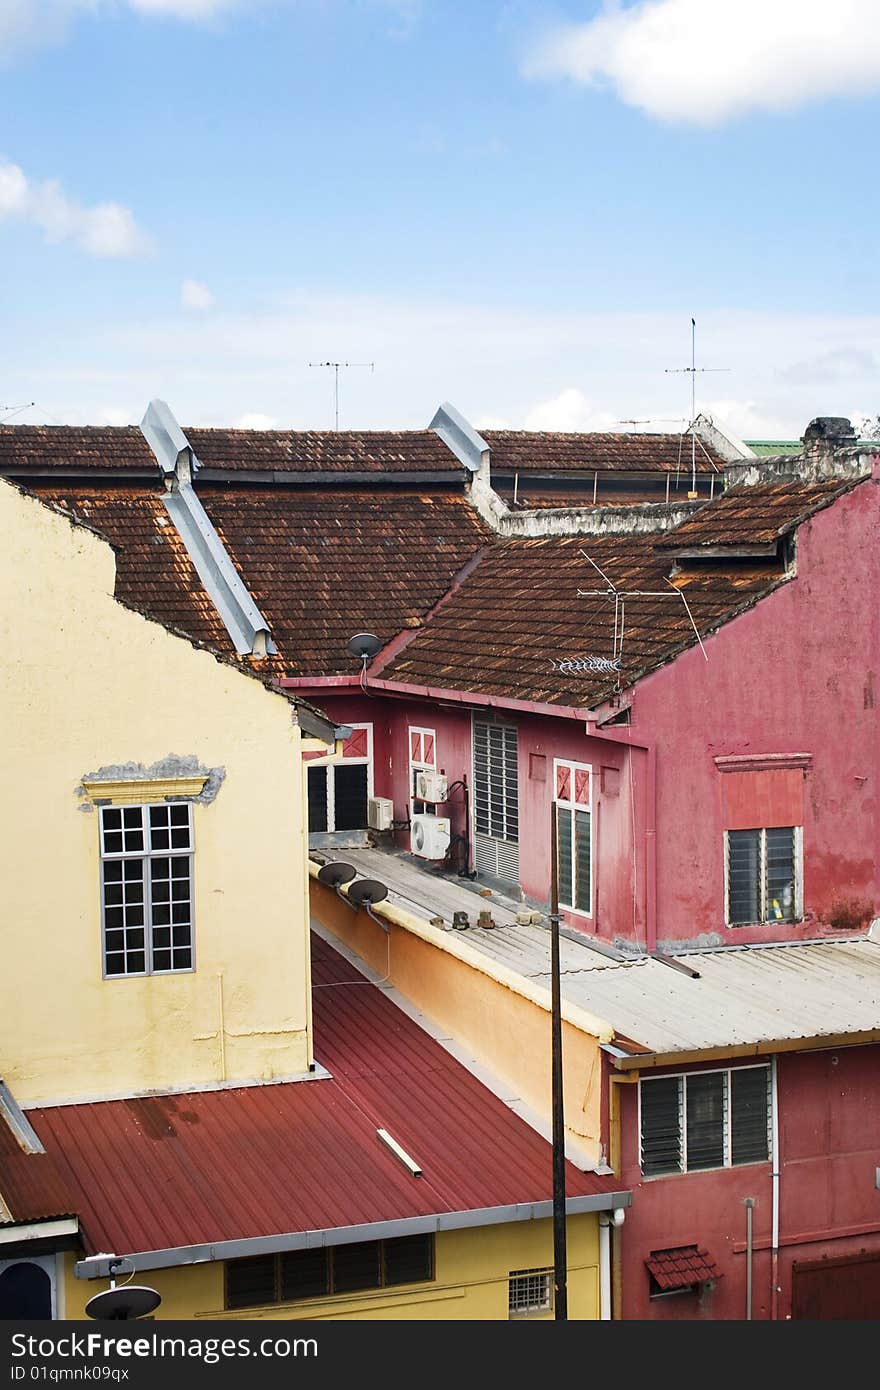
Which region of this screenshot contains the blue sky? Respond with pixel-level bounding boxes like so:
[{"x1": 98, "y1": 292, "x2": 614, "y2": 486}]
[{"x1": 2, "y1": 0, "x2": 879, "y2": 434}]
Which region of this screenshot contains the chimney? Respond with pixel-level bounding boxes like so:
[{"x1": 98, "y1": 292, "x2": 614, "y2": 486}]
[{"x1": 802, "y1": 416, "x2": 857, "y2": 465}]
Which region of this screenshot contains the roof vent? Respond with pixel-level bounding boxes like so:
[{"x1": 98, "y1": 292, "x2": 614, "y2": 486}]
[
  {"x1": 141, "y1": 398, "x2": 202, "y2": 485},
  {"x1": 429, "y1": 401, "x2": 490, "y2": 475}
]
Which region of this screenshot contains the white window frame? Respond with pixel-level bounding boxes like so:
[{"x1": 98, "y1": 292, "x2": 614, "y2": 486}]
[
  {"x1": 553, "y1": 758, "x2": 593, "y2": 920},
  {"x1": 638, "y1": 1064, "x2": 772, "y2": 1178},
  {"x1": 723, "y1": 825, "x2": 803, "y2": 927},
  {"x1": 99, "y1": 802, "x2": 195, "y2": 979},
  {"x1": 308, "y1": 723, "x2": 374, "y2": 832},
  {"x1": 408, "y1": 725, "x2": 437, "y2": 818},
  {"x1": 508, "y1": 1267, "x2": 553, "y2": 1318}
]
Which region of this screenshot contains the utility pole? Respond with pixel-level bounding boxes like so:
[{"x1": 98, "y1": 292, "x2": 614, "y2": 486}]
[
  {"x1": 549, "y1": 806, "x2": 568, "y2": 1320},
  {"x1": 309, "y1": 361, "x2": 374, "y2": 430}
]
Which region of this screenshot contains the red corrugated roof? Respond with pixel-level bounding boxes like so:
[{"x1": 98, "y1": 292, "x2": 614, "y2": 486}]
[
  {"x1": 25, "y1": 936, "x2": 621, "y2": 1259},
  {"x1": 0, "y1": 1110, "x2": 77, "y2": 1226},
  {"x1": 645, "y1": 1245, "x2": 721, "y2": 1291}
]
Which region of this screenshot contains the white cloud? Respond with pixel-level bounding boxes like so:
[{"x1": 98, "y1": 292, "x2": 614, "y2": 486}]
[
  {"x1": 0, "y1": 157, "x2": 151, "y2": 257},
  {"x1": 180, "y1": 278, "x2": 215, "y2": 311},
  {"x1": 525, "y1": 388, "x2": 619, "y2": 432},
  {"x1": 526, "y1": 0, "x2": 880, "y2": 125},
  {"x1": 127, "y1": 0, "x2": 238, "y2": 16},
  {"x1": 234, "y1": 412, "x2": 278, "y2": 429}
]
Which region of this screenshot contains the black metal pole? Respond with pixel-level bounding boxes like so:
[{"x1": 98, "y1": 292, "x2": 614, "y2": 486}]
[{"x1": 550, "y1": 803, "x2": 568, "y2": 1320}]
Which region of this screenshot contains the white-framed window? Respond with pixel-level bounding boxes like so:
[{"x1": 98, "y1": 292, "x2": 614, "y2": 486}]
[
  {"x1": 409, "y1": 726, "x2": 437, "y2": 816},
  {"x1": 100, "y1": 804, "x2": 194, "y2": 977},
  {"x1": 639, "y1": 1065, "x2": 771, "y2": 1178},
  {"x1": 554, "y1": 759, "x2": 592, "y2": 917},
  {"x1": 725, "y1": 826, "x2": 802, "y2": 926},
  {"x1": 508, "y1": 1267, "x2": 552, "y2": 1318},
  {"x1": 307, "y1": 724, "x2": 373, "y2": 834}
]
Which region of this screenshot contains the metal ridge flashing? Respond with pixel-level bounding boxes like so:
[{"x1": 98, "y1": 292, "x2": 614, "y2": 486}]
[
  {"x1": 429, "y1": 402, "x2": 490, "y2": 475},
  {"x1": 140, "y1": 399, "x2": 276, "y2": 658},
  {"x1": 75, "y1": 1194, "x2": 631, "y2": 1278}
]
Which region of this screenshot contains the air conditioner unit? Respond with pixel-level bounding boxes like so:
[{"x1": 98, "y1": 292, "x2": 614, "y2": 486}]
[
  {"x1": 367, "y1": 796, "x2": 394, "y2": 831},
  {"x1": 410, "y1": 813, "x2": 451, "y2": 860},
  {"x1": 414, "y1": 769, "x2": 448, "y2": 803}
]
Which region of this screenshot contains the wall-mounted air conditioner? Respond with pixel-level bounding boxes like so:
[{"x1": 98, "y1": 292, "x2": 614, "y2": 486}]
[
  {"x1": 410, "y1": 813, "x2": 451, "y2": 860},
  {"x1": 367, "y1": 796, "x2": 394, "y2": 831},
  {"x1": 414, "y1": 769, "x2": 448, "y2": 803}
]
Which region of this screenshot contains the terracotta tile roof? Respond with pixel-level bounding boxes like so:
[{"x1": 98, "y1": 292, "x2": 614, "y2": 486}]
[
  {"x1": 655, "y1": 479, "x2": 860, "y2": 550},
  {"x1": 186, "y1": 429, "x2": 457, "y2": 474},
  {"x1": 384, "y1": 532, "x2": 783, "y2": 707},
  {"x1": 482, "y1": 430, "x2": 722, "y2": 474},
  {"x1": 0, "y1": 1111, "x2": 76, "y2": 1227},
  {"x1": 198, "y1": 486, "x2": 490, "y2": 674},
  {"x1": 30, "y1": 482, "x2": 490, "y2": 679},
  {"x1": 646, "y1": 1245, "x2": 721, "y2": 1291},
  {"x1": 0, "y1": 426, "x2": 458, "y2": 475},
  {"x1": 27, "y1": 936, "x2": 622, "y2": 1258}
]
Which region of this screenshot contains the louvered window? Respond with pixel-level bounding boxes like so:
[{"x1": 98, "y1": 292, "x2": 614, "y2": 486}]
[
  {"x1": 473, "y1": 718, "x2": 519, "y2": 882},
  {"x1": 555, "y1": 761, "x2": 592, "y2": 916},
  {"x1": 225, "y1": 1234, "x2": 434, "y2": 1309},
  {"x1": 726, "y1": 826, "x2": 799, "y2": 926},
  {"x1": 641, "y1": 1066, "x2": 770, "y2": 1176}
]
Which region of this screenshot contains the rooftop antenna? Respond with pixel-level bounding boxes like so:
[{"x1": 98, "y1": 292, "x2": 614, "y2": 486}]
[
  {"x1": 84, "y1": 1257, "x2": 161, "y2": 1321},
  {"x1": 575, "y1": 548, "x2": 709, "y2": 687},
  {"x1": 347, "y1": 631, "x2": 382, "y2": 692},
  {"x1": 664, "y1": 318, "x2": 729, "y2": 495},
  {"x1": 309, "y1": 361, "x2": 374, "y2": 430},
  {"x1": 0, "y1": 401, "x2": 35, "y2": 422}
]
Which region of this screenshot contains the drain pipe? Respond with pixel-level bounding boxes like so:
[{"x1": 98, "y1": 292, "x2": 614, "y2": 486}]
[
  {"x1": 744, "y1": 1197, "x2": 755, "y2": 1319},
  {"x1": 770, "y1": 1055, "x2": 780, "y2": 1320},
  {"x1": 599, "y1": 1209, "x2": 624, "y2": 1320}
]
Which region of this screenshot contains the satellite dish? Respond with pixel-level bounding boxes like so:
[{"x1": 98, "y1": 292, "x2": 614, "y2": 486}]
[
  {"x1": 85, "y1": 1285, "x2": 161, "y2": 1320},
  {"x1": 347, "y1": 632, "x2": 381, "y2": 661},
  {"x1": 347, "y1": 878, "x2": 389, "y2": 908},
  {"x1": 317, "y1": 862, "x2": 357, "y2": 887}
]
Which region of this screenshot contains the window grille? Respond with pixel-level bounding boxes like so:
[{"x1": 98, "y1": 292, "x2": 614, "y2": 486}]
[{"x1": 508, "y1": 1268, "x2": 553, "y2": 1317}]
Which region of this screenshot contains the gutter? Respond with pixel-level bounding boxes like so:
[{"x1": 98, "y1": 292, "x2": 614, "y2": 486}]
[
  {"x1": 283, "y1": 674, "x2": 596, "y2": 723},
  {"x1": 75, "y1": 1194, "x2": 631, "y2": 1279}
]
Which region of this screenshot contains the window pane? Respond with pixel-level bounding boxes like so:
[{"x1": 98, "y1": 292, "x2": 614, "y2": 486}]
[
  {"x1": 731, "y1": 1067, "x2": 770, "y2": 1165},
  {"x1": 686, "y1": 1072, "x2": 725, "y2": 1170},
  {"x1": 557, "y1": 806, "x2": 573, "y2": 907},
  {"x1": 728, "y1": 830, "x2": 760, "y2": 925},
  {"x1": 280, "y1": 1249, "x2": 330, "y2": 1302},
  {"x1": 307, "y1": 766, "x2": 328, "y2": 833},
  {"x1": 574, "y1": 809, "x2": 591, "y2": 913},
  {"x1": 765, "y1": 828, "x2": 796, "y2": 923},
  {"x1": 226, "y1": 1257, "x2": 276, "y2": 1310},
  {"x1": 384, "y1": 1235, "x2": 433, "y2": 1286},
  {"x1": 641, "y1": 1077, "x2": 682, "y2": 1176},
  {"x1": 332, "y1": 1242, "x2": 381, "y2": 1293},
  {"x1": 333, "y1": 764, "x2": 368, "y2": 831}
]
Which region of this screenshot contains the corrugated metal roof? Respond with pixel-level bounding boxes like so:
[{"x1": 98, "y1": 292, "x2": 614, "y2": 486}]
[
  {"x1": 336, "y1": 851, "x2": 880, "y2": 1057},
  {"x1": 0, "y1": 1108, "x2": 77, "y2": 1226},
  {"x1": 531, "y1": 937, "x2": 880, "y2": 1056},
  {"x1": 26, "y1": 936, "x2": 619, "y2": 1259}
]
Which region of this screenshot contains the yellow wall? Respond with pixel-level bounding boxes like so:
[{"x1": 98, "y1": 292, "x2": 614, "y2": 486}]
[
  {"x1": 311, "y1": 881, "x2": 605, "y2": 1165},
  {"x1": 61, "y1": 1216, "x2": 601, "y2": 1321},
  {"x1": 0, "y1": 480, "x2": 314, "y2": 1102}
]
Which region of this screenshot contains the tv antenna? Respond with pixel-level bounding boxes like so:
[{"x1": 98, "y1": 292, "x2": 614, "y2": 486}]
[
  {"x1": 0, "y1": 401, "x2": 35, "y2": 422},
  {"x1": 309, "y1": 361, "x2": 374, "y2": 430},
  {"x1": 664, "y1": 318, "x2": 729, "y2": 494},
  {"x1": 575, "y1": 548, "x2": 709, "y2": 687}
]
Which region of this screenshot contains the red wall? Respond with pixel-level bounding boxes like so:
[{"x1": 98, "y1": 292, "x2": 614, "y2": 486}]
[
  {"x1": 617, "y1": 1045, "x2": 880, "y2": 1320},
  {"x1": 630, "y1": 477, "x2": 880, "y2": 948}
]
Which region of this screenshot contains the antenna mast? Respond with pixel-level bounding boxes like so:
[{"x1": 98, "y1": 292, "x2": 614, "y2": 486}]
[
  {"x1": 664, "y1": 319, "x2": 728, "y2": 494},
  {"x1": 309, "y1": 361, "x2": 374, "y2": 430}
]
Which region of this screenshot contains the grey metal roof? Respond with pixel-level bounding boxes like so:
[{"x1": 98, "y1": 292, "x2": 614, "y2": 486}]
[{"x1": 320, "y1": 849, "x2": 880, "y2": 1057}]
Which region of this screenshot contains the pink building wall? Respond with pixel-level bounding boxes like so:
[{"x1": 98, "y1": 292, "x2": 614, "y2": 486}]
[{"x1": 616, "y1": 1044, "x2": 880, "y2": 1320}]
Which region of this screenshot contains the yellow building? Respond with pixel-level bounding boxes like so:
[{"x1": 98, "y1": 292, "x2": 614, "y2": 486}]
[{"x1": 0, "y1": 466, "x2": 628, "y2": 1322}]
